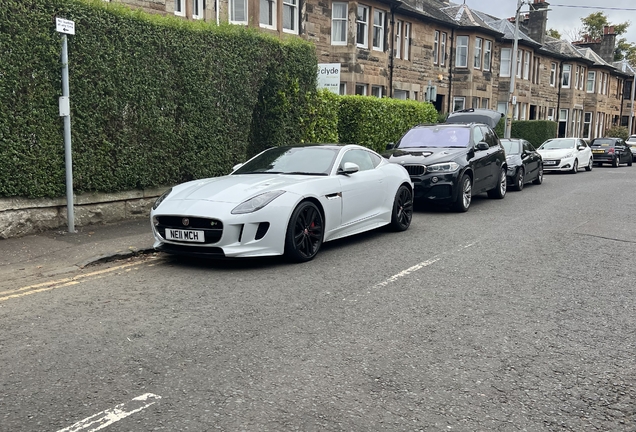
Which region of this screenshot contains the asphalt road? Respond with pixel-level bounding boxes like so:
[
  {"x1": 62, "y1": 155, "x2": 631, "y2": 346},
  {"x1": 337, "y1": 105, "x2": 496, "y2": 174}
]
[{"x1": 1, "y1": 164, "x2": 636, "y2": 431}]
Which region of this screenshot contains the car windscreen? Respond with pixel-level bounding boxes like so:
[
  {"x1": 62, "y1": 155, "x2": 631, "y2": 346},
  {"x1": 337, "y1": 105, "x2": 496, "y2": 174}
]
[
  {"x1": 233, "y1": 146, "x2": 339, "y2": 175},
  {"x1": 539, "y1": 139, "x2": 576, "y2": 150},
  {"x1": 397, "y1": 127, "x2": 471, "y2": 148},
  {"x1": 591, "y1": 139, "x2": 615, "y2": 147},
  {"x1": 501, "y1": 141, "x2": 521, "y2": 154}
]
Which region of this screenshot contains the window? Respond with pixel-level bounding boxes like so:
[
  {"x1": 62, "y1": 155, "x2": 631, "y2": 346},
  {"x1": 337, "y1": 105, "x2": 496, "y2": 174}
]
[
  {"x1": 331, "y1": 3, "x2": 348, "y2": 45},
  {"x1": 356, "y1": 5, "x2": 369, "y2": 48},
  {"x1": 550, "y1": 63, "x2": 556, "y2": 87},
  {"x1": 523, "y1": 51, "x2": 530, "y2": 80},
  {"x1": 497, "y1": 102, "x2": 507, "y2": 115},
  {"x1": 371, "y1": 85, "x2": 384, "y2": 98},
  {"x1": 339, "y1": 82, "x2": 347, "y2": 95},
  {"x1": 403, "y1": 23, "x2": 410, "y2": 61},
  {"x1": 520, "y1": 103, "x2": 527, "y2": 120},
  {"x1": 602, "y1": 73, "x2": 608, "y2": 95},
  {"x1": 230, "y1": 0, "x2": 247, "y2": 23},
  {"x1": 574, "y1": 66, "x2": 580, "y2": 90},
  {"x1": 481, "y1": 98, "x2": 489, "y2": 109},
  {"x1": 587, "y1": 71, "x2": 596, "y2": 93},
  {"x1": 355, "y1": 83, "x2": 367, "y2": 95},
  {"x1": 453, "y1": 97, "x2": 466, "y2": 111},
  {"x1": 341, "y1": 149, "x2": 376, "y2": 171},
  {"x1": 456, "y1": 36, "x2": 468, "y2": 68},
  {"x1": 579, "y1": 67, "x2": 585, "y2": 90},
  {"x1": 516, "y1": 49, "x2": 522, "y2": 78},
  {"x1": 394, "y1": 89, "x2": 408, "y2": 100},
  {"x1": 192, "y1": 0, "x2": 204, "y2": 19},
  {"x1": 260, "y1": 0, "x2": 276, "y2": 27},
  {"x1": 483, "y1": 40, "x2": 492, "y2": 71},
  {"x1": 372, "y1": 9, "x2": 385, "y2": 51},
  {"x1": 562, "y1": 64, "x2": 571, "y2": 88},
  {"x1": 472, "y1": 97, "x2": 480, "y2": 108},
  {"x1": 174, "y1": 0, "x2": 185, "y2": 16},
  {"x1": 283, "y1": 0, "x2": 298, "y2": 33},
  {"x1": 433, "y1": 31, "x2": 440, "y2": 65},
  {"x1": 532, "y1": 56, "x2": 540, "y2": 84},
  {"x1": 440, "y1": 32, "x2": 447, "y2": 66},
  {"x1": 394, "y1": 21, "x2": 402, "y2": 59},
  {"x1": 500, "y1": 48, "x2": 511, "y2": 77},
  {"x1": 474, "y1": 37, "x2": 482, "y2": 69},
  {"x1": 547, "y1": 107, "x2": 555, "y2": 121}
]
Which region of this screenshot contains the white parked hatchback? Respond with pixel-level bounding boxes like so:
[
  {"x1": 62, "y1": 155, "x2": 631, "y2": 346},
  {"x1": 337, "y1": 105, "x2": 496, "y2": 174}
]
[{"x1": 537, "y1": 138, "x2": 593, "y2": 173}]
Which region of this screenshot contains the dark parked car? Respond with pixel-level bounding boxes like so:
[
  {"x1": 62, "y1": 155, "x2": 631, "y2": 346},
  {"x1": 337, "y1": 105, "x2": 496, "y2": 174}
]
[
  {"x1": 501, "y1": 138, "x2": 543, "y2": 191},
  {"x1": 626, "y1": 135, "x2": 636, "y2": 161},
  {"x1": 590, "y1": 137, "x2": 633, "y2": 167},
  {"x1": 383, "y1": 117, "x2": 507, "y2": 212}
]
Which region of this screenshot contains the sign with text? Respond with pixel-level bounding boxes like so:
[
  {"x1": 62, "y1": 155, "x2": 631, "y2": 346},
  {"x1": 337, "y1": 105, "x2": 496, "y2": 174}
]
[
  {"x1": 317, "y1": 63, "x2": 341, "y2": 94},
  {"x1": 56, "y1": 17, "x2": 75, "y2": 35}
]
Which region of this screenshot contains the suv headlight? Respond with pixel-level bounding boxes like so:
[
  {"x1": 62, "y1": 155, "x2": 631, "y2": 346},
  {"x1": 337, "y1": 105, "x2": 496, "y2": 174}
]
[
  {"x1": 231, "y1": 190, "x2": 286, "y2": 214},
  {"x1": 152, "y1": 188, "x2": 172, "y2": 210},
  {"x1": 426, "y1": 162, "x2": 460, "y2": 173}
]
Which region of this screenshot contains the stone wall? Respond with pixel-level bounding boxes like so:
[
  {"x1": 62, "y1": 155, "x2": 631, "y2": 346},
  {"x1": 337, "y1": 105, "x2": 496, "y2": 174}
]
[{"x1": 0, "y1": 188, "x2": 167, "y2": 239}]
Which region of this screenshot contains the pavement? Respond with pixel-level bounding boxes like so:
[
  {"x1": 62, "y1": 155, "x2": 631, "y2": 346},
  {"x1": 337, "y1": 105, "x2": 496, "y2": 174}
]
[{"x1": 0, "y1": 219, "x2": 156, "y2": 290}]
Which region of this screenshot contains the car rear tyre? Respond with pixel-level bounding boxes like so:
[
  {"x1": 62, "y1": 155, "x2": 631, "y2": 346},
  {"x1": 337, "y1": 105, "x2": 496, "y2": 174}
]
[
  {"x1": 532, "y1": 165, "x2": 544, "y2": 185},
  {"x1": 487, "y1": 168, "x2": 507, "y2": 199},
  {"x1": 284, "y1": 201, "x2": 324, "y2": 263},
  {"x1": 585, "y1": 157, "x2": 593, "y2": 171},
  {"x1": 629, "y1": 158, "x2": 633, "y2": 167},
  {"x1": 570, "y1": 159, "x2": 578, "y2": 174},
  {"x1": 389, "y1": 185, "x2": 413, "y2": 232},
  {"x1": 613, "y1": 156, "x2": 620, "y2": 167},
  {"x1": 452, "y1": 174, "x2": 472, "y2": 212},
  {"x1": 513, "y1": 167, "x2": 524, "y2": 191}
]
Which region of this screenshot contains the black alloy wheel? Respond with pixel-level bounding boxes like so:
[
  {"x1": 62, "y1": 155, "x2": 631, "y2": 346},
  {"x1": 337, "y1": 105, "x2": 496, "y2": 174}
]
[
  {"x1": 452, "y1": 174, "x2": 472, "y2": 212},
  {"x1": 532, "y1": 165, "x2": 543, "y2": 185},
  {"x1": 513, "y1": 167, "x2": 524, "y2": 191},
  {"x1": 284, "y1": 201, "x2": 324, "y2": 262},
  {"x1": 487, "y1": 168, "x2": 507, "y2": 199},
  {"x1": 389, "y1": 185, "x2": 413, "y2": 231}
]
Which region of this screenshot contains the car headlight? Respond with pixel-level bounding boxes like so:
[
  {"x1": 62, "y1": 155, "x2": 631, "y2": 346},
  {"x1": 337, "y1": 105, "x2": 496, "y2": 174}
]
[
  {"x1": 563, "y1": 152, "x2": 574, "y2": 158},
  {"x1": 231, "y1": 190, "x2": 286, "y2": 214},
  {"x1": 152, "y1": 188, "x2": 172, "y2": 210},
  {"x1": 426, "y1": 162, "x2": 460, "y2": 173}
]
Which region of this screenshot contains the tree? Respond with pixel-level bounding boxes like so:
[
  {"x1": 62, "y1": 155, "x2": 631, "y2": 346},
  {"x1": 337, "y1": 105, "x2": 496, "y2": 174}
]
[
  {"x1": 615, "y1": 38, "x2": 636, "y2": 63},
  {"x1": 580, "y1": 12, "x2": 629, "y2": 40},
  {"x1": 547, "y1": 28, "x2": 561, "y2": 39}
]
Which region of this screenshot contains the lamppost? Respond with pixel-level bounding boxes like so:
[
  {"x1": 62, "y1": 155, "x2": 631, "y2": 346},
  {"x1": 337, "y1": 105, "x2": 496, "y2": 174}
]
[{"x1": 504, "y1": 0, "x2": 526, "y2": 139}]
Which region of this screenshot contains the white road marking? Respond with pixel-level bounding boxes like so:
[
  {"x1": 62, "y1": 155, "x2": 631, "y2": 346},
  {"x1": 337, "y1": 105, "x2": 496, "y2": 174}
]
[
  {"x1": 374, "y1": 242, "x2": 477, "y2": 288},
  {"x1": 57, "y1": 393, "x2": 161, "y2": 432}
]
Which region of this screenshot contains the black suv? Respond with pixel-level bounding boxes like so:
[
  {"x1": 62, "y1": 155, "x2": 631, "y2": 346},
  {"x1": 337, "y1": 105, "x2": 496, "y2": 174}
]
[
  {"x1": 589, "y1": 137, "x2": 633, "y2": 167},
  {"x1": 383, "y1": 109, "x2": 507, "y2": 212}
]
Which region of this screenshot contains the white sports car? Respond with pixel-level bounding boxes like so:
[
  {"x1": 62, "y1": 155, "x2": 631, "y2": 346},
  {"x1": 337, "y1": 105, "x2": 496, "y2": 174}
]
[{"x1": 150, "y1": 144, "x2": 414, "y2": 262}]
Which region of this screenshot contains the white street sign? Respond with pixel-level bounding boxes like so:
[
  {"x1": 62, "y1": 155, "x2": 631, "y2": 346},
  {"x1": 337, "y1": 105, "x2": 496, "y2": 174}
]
[{"x1": 56, "y1": 17, "x2": 75, "y2": 35}]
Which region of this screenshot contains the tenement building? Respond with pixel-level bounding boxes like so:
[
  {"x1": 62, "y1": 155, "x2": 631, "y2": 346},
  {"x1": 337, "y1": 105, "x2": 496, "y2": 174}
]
[{"x1": 104, "y1": 0, "x2": 636, "y2": 138}]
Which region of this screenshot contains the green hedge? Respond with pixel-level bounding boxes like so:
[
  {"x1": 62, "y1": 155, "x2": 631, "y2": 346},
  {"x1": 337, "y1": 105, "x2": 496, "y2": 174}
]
[
  {"x1": 495, "y1": 120, "x2": 558, "y2": 148},
  {"x1": 337, "y1": 97, "x2": 438, "y2": 153},
  {"x1": 0, "y1": 0, "x2": 316, "y2": 198}
]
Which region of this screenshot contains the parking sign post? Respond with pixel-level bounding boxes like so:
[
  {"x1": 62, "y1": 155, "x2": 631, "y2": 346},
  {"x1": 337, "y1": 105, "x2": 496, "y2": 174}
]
[{"x1": 56, "y1": 17, "x2": 76, "y2": 233}]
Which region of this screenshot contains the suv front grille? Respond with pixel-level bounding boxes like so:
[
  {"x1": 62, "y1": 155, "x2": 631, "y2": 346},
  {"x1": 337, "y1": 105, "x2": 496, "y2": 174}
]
[{"x1": 403, "y1": 164, "x2": 426, "y2": 176}]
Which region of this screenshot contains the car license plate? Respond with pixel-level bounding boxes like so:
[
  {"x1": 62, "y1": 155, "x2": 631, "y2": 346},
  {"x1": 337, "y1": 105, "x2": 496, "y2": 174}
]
[
  {"x1": 544, "y1": 160, "x2": 557, "y2": 165},
  {"x1": 165, "y1": 228, "x2": 205, "y2": 242},
  {"x1": 592, "y1": 150, "x2": 604, "y2": 154}
]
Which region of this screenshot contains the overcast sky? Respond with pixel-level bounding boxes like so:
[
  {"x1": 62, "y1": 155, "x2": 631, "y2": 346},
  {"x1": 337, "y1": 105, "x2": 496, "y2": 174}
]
[{"x1": 464, "y1": 0, "x2": 636, "y2": 45}]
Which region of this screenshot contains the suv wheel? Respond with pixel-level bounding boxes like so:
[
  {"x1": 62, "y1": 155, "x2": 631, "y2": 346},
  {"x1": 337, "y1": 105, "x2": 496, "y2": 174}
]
[
  {"x1": 487, "y1": 168, "x2": 507, "y2": 199},
  {"x1": 452, "y1": 174, "x2": 472, "y2": 212}
]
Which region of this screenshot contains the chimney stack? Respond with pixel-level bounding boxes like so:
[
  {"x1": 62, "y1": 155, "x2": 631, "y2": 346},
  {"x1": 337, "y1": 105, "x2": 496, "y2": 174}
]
[{"x1": 527, "y1": 1, "x2": 549, "y2": 44}]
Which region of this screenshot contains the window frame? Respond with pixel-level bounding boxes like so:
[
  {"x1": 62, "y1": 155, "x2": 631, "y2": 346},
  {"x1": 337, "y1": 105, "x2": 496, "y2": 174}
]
[
  {"x1": 192, "y1": 0, "x2": 204, "y2": 19},
  {"x1": 523, "y1": 51, "x2": 530, "y2": 80},
  {"x1": 433, "y1": 30, "x2": 440, "y2": 65},
  {"x1": 282, "y1": 0, "x2": 299, "y2": 34},
  {"x1": 562, "y1": 64, "x2": 572, "y2": 88},
  {"x1": 550, "y1": 62, "x2": 556, "y2": 87},
  {"x1": 259, "y1": 0, "x2": 276, "y2": 29},
  {"x1": 372, "y1": 9, "x2": 385, "y2": 51},
  {"x1": 474, "y1": 37, "x2": 482, "y2": 69},
  {"x1": 355, "y1": 83, "x2": 367, "y2": 96},
  {"x1": 371, "y1": 85, "x2": 384, "y2": 98},
  {"x1": 356, "y1": 5, "x2": 369, "y2": 48},
  {"x1": 403, "y1": 23, "x2": 411, "y2": 61},
  {"x1": 229, "y1": 0, "x2": 248, "y2": 24},
  {"x1": 483, "y1": 40, "x2": 492, "y2": 71},
  {"x1": 587, "y1": 71, "x2": 596, "y2": 93},
  {"x1": 174, "y1": 0, "x2": 185, "y2": 16},
  {"x1": 456, "y1": 36, "x2": 469, "y2": 68},
  {"x1": 440, "y1": 32, "x2": 447, "y2": 66},
  {"x1": 500, "y1": 48, "x2": 511, "y2": 77},
  {"x1": 331, "y1": 2, "x2": 348, "y2": 46},
  {"x1": 453, "y1": 96, "x2": 466, "y2": 111},
  {"x1": 394, "y1": 20, "x2": 402, "y2": 59}
]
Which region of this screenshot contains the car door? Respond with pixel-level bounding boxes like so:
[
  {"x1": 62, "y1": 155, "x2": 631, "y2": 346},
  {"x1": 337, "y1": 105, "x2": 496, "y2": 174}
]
[
  {"x1": 470, "y1": 126, "x2": 491, "y2": 193},
  {"x1": 617, "y1": 139, "x2": 628, "y2": 163},
  {"x1": 337, "y1": 149, "x2": 386, "y2": 227},
  {"x1": 577, "y1": 139, "x2": 592, "y2": 166},
  {"x1": 481, "y1": 126, "x2": 502, "y2": 192},
  {"x1": 522, "y1": 140, "x2": 539, "y2": 179}
]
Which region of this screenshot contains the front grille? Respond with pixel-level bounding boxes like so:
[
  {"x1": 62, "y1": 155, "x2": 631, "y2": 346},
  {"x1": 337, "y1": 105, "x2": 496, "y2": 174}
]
[
  {"x1": 403, "y1": 164, "x2": 426, "y2": 176},
  {"x1": 156, "y1": 243, "x2": 225, "y2": 258},
  {"x1": 155, "y1": 216, "x2": 223, "y2": 244}
]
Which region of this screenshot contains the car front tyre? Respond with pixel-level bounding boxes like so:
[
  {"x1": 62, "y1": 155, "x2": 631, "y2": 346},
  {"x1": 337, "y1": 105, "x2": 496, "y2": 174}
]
[
  {"x1": 513, "y1": 167, "x2": 524, "y2": 191},
  {"x1": 585, "y1": 157, "x2": 593, "y2": 171},
  {"x1": 487, "y1": 167, "x2": 507, "y2": 199},
  {"x1": 284, "y1": 201, "x2": 324, "y2": 263},
  {"x1": 389, "y1": 185, "x2": 413, "y2": 231},
  {"x1": 533, "y1": 165, "x2": 544, "y2": 185},
  {"x1": 452, "y1": 174, "x2": 472, "y2": 212},
  {"x1": 570, "y1": 159, "x2": 579, "y2": 174}
]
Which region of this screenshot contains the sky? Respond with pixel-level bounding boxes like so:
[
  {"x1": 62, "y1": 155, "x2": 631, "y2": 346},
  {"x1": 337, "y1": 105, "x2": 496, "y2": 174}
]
[{"x1": 465, "y1": 0, "x2": 636, "y2": 45}]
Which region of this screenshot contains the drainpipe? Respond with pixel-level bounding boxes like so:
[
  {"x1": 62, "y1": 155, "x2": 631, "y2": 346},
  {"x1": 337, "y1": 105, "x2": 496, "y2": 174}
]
[
  {"x1": 555, "y1": 60, "x2": 563, "y2": 137},
  {"x1": 447, "y1": 28, "x2": 455, "y2": 114},
  {"x1": 629, "y1": 74, "x2": 636, "y2": 134},
  {"x1": 388, "y1": 3, "x2": 402, "y2": 98}
]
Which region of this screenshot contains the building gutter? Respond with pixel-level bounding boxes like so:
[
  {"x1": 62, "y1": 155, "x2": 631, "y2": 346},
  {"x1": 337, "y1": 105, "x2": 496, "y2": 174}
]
[{"x1": 447, "y1": 27, "x2": 455, "y2": 114}]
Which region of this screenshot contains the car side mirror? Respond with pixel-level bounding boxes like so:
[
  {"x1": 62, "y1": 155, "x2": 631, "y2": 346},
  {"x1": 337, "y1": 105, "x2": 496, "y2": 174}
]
[
  {"x1": 339, "y1": 162, "x2": 360, "y2": 175},
  {"x1": 578, "y1": 146, "x2": 586, "y2": 150},
  {"x1": 475, "y1": 142, "x2": 489, "y2": 151},
  {"x1": 386, "y1": 142, "x2": 396, "y2": 150}
]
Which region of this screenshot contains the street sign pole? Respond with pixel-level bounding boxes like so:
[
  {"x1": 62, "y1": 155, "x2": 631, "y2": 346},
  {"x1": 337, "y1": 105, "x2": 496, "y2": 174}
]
[{"x1": 56, "y1": 18, "x2": 76, "y2": 233}]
